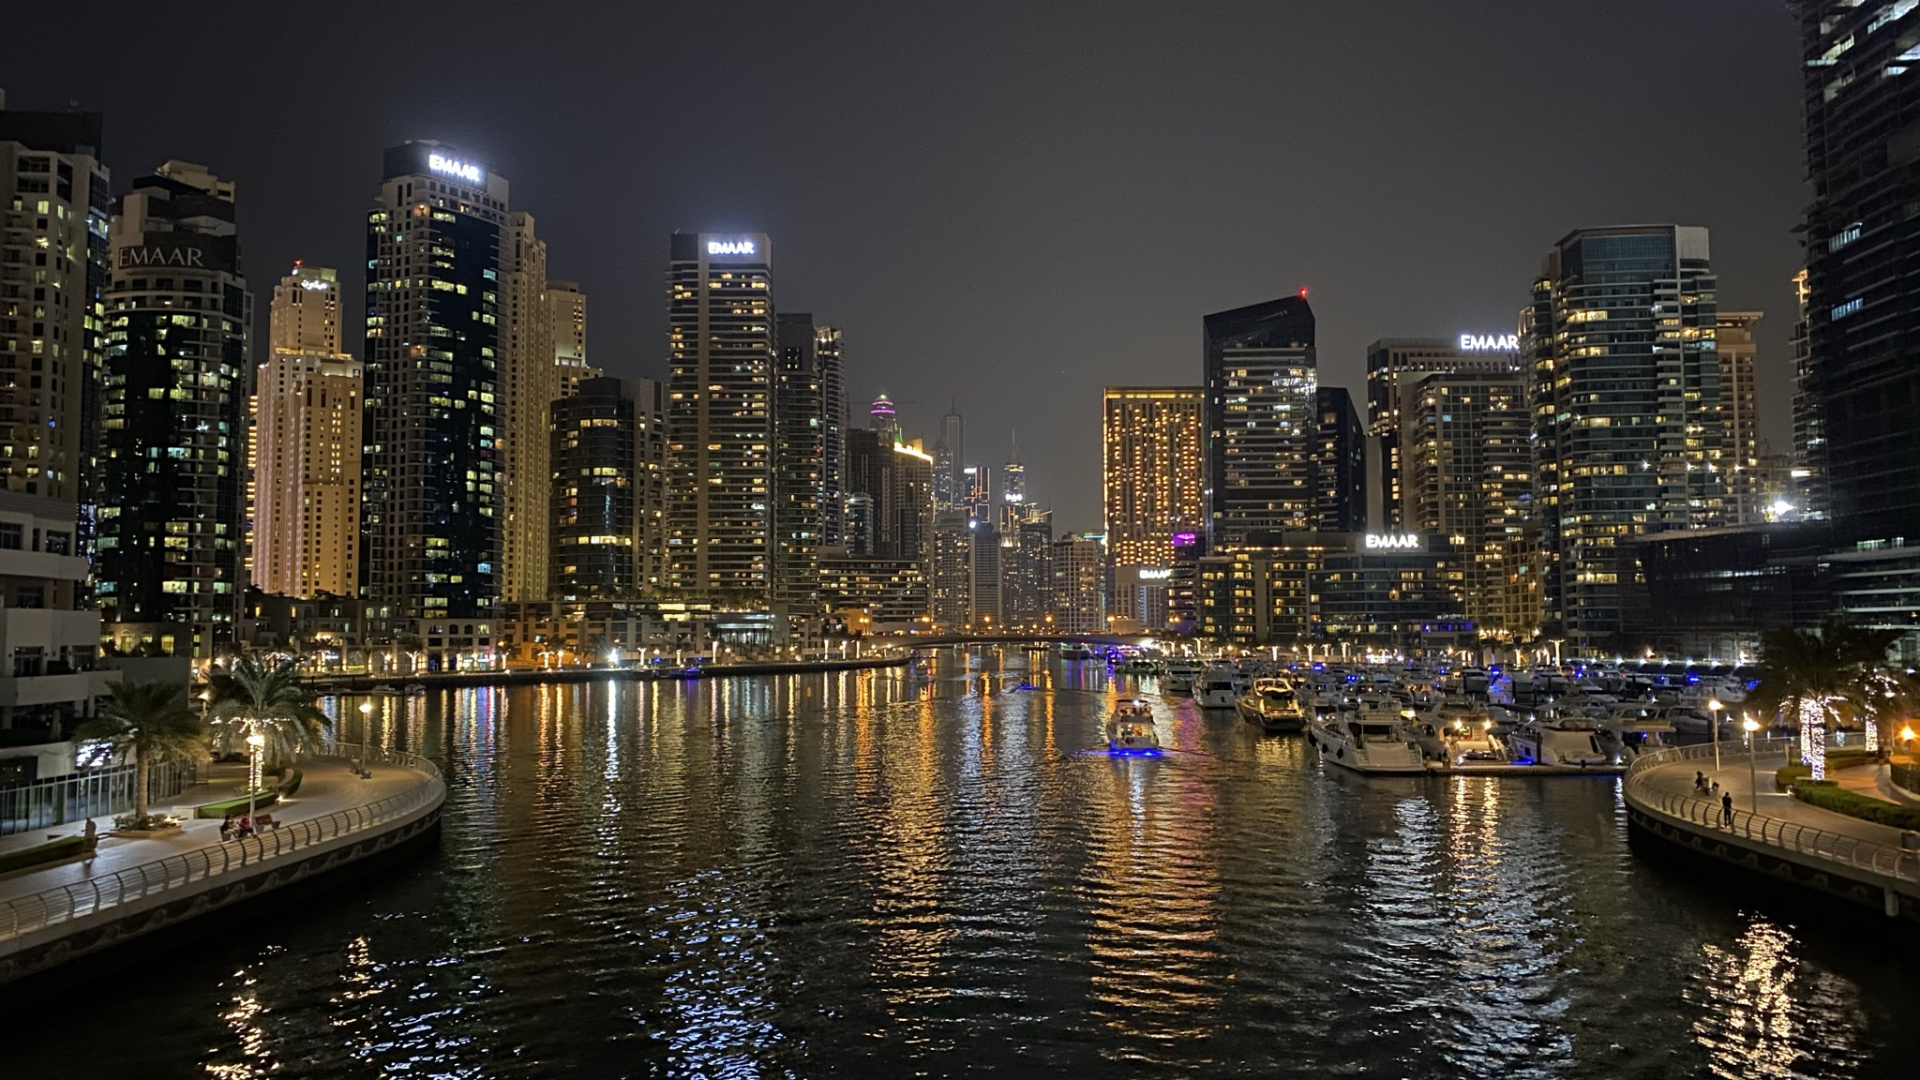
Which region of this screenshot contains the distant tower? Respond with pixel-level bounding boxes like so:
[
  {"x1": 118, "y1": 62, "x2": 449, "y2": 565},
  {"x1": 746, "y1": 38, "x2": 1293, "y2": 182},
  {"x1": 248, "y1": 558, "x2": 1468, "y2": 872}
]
[{"x1": 869, "y1": 393, "x2": 900, "y2": 444}]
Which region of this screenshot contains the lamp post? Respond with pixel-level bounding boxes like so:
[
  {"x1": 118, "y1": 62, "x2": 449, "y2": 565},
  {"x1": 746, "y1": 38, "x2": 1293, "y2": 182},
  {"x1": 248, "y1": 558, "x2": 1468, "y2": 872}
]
[
  {"x1": 246, "y1": 731, "x2": 266, "y2": 826},
  {"x1": 1743, "y1": 716, "x2": 1760, "y2": 814},
  {"x1": 1708, "y1": 698, "x2": 1724, "y2": 772}
]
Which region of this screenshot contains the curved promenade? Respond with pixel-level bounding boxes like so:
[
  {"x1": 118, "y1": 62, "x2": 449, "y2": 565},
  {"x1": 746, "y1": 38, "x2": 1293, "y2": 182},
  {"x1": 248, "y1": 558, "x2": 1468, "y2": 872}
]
[
  {"x1": 1623, "y1": 742, "x2": 1920, "y2": 921},
  {"x1": 0, "y1": 746, "x2": 444, "y2": 984}
]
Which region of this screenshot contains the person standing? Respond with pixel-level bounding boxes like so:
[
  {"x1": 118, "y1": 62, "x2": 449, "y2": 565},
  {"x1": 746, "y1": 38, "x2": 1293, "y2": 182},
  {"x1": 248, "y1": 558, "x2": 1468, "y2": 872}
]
[{"x1": 1721, "y1": 792, "x2": 1735, "y2": 828}]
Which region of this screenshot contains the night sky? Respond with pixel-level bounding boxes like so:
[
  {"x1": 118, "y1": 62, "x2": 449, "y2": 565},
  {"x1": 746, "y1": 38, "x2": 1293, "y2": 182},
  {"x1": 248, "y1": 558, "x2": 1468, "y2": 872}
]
[{"x1": 10, "y1": 3, "x2": 1807, "y2": 533}]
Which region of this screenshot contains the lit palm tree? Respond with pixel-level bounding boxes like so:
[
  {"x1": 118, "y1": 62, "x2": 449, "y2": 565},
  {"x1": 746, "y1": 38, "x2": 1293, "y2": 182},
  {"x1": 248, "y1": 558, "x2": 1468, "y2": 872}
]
[
  {"x1": 1748, "y1": 618, "x2": 1910, "y2": 776},
  {"x1": 72, "y1": 681, "x2": 206, "y2": 825},
  {"x1": 207, "y1": 653, "x2": 331, "y2": 769}
]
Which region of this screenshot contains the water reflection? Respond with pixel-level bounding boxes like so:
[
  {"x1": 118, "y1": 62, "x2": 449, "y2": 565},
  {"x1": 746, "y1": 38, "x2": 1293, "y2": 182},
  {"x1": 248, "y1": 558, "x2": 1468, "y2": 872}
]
[{"x1": 16, "y1": 650, "x2": 1915, "y2": 1078}]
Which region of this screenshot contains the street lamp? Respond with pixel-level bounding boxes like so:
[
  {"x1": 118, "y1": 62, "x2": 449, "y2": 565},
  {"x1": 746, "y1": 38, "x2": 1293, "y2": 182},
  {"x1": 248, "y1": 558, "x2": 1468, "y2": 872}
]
[
  {"x1": 1708, "y1": 698, "x2": 1724, "y2": 772},
  {"x1": 246, "y1": 732, "x2": 266, "y2": 827},
  {"x1": 1742, "y1": 715, "x2": 1760, "y2": 814}
]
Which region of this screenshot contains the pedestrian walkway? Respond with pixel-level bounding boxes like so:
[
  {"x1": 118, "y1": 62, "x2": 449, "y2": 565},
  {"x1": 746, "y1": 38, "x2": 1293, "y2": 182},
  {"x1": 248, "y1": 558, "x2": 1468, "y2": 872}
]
[
  {"x1": 1637, "y1": 748, "x2": 1917, "y2": 849},
  {"x1": 0, "y1": 757, "x2": 422, "y2": 905}
]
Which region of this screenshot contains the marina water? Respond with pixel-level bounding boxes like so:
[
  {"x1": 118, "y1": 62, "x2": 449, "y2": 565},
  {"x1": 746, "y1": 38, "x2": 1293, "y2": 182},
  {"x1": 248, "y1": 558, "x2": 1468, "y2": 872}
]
[{"x1": 20, "y1": 648, "x2": 1920, "y2": 1077}]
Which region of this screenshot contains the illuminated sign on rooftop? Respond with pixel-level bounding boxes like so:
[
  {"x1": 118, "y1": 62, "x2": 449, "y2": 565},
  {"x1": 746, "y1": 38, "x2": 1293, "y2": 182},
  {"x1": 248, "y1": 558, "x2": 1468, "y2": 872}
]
[
  {"x1": 427, "y1": 153, "x2": 483, "y2": 184},
  {"x1": 299, "y1": 278, "x2": 329, "y2": 291},
  {"x1": 1459, "y1": 333, "x2": 1519, "y2": 352},
  {"x1": 1364, "y1": 532, "x2": 1423, "y2": 551},
  {"x1": 707, "y1": 239, "x2": 757, "y2": 257}
]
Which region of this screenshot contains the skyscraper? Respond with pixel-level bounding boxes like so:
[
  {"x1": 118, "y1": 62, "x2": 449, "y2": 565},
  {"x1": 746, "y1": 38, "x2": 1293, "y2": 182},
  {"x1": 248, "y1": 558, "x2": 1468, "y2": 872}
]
[
  {"x1": 931, "y1": 508, "x2": 972, "y2": 629},
  {"x1": 1527, "y1": 226, "x2": 1728, "y2": 643},
  {"x1": 0, "y1": 95, "x2": 109, "y2": 534},
  {"x1": 1400, "y1": 369, "x2": 1532, "y2": 635},
  {"x1": 550, "y1": 376, "x2": 664, "y2": 600},
  {"x1": 98, "y1": 161, "x2": 249, "y2": 657},
  {"x1": 1365, "y1": 337, "x2": 1521, "y2": 530},
  {"x1": 817, "y1": 323, "x2": 847, "y2": 546},
  {"x1": 499, "y1": 212, "x2": 553, "y2": 603},
  {"x1": 1203, "y1": 295, "x2": 1316, "y2": 547},
  {"x1": 1718, "y1": 311, "x2": 1764, "y2": 524},
  {"x1": 1001, "y1": 432, "x2": 1026, "y2": 530},
  {"x1": 1004, "y1": 509, "x2": 1053, "y2": 628},
  {"x1": 1312, "y1": 387, "x2": 1366, "y2": 532},
  {"x1": 547, "y1": 280, "x2": 598, "y2": 397},
  {"x1": 1050, "y1": 533, "x2": 1105, "y2": 633},
  {"x1": 666, "y1": 232, "x2": 774, "y2": 601},
  {"x1": 1798, "y1": 2, "x2": 1920, "y2": 542},
  {"x1": 934, "y1": 401, "x2": 965, "y2": 513},
  {"x1": 362, "y1": 141, "x2": 505, "y2": 665},
  {"x1": 1102, "y1": 388, "x2": 1204, "y2": 567},
  {"x1": 774, "y1": 313, "x2": 824, "y2": 609},
  {"x1": 251, "y1": 265, "x2": 361, "y2": 599},
  {"x1": 1789, "y1": 269, "x2": 1828, "y2": 519}
]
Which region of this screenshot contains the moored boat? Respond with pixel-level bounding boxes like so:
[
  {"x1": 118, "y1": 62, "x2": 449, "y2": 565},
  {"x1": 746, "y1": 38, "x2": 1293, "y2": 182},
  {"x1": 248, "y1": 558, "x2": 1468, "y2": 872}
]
[{"x1": 1236, "y1": 677, "x2": 1307, "y2": 733}]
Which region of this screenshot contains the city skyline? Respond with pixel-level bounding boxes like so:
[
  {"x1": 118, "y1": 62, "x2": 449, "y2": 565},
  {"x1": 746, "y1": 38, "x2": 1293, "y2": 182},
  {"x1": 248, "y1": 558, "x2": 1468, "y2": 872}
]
[{"x1": 2, "y1": 3, "x2": 1807, "y2": 532}]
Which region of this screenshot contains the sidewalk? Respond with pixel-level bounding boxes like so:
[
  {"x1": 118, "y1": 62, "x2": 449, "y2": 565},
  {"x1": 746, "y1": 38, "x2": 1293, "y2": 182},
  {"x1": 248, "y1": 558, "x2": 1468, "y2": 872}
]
[
  {"x1": 1640, "y1": 750, "x2": 1918, "y2": 849},
  {"x1": 0, "y1": 758, "x2": 423, "y2": 905}
]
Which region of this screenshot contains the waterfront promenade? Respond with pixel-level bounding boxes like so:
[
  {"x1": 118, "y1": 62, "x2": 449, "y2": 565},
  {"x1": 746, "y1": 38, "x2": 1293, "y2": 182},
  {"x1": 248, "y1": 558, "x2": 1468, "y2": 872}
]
[
  {"x1": 0, "y1": 748, "x2": 444, "y2": 983},
  {"x1": 1625, "y1": 743, "x2": 1920, "y2": 919}
]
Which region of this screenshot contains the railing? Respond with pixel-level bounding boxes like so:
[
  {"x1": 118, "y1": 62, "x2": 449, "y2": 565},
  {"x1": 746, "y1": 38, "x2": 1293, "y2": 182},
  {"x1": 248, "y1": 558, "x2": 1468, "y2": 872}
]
[
  {"x1": 0, "y1": 746, "x2": 443, "y2": 945},
  {"x1": 0, "y1": 758, "x2": 199, "y2": 837},
  {"x1": 1624, "y1": 743, "x2": 1919, "y2": 885}
]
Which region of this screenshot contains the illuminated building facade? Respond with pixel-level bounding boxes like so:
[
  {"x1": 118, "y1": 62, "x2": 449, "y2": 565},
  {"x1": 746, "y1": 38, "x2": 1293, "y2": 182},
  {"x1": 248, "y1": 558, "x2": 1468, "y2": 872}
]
[
  {"x1": 1798, "y1": 1, "x2": 1920, "y2": 543},
  {"x1": 1204, "y1": 296, "x2": 1316, "y2": 546},
  {"x1": 1400, "y1": 369, "x2": 1532, "y2": 635},
  {"x1": 773, "y1": 313, "x2": 824, "y2": 608},
  {"x1": 499, "y1": 212, "x2": 553, "y2": 603},
  {"x1": 1004, "y1": 509, "x2": 1053, "y2": 628},
  {"x1": 817, "y1": 551, "x2": 929, "y2": 625},
  {"x1": 362, "y1": 141, "x2": 506, "y2": 666},
  {"x1": 931, "y1": 509, "x2": 971, "y2": 629},
  {"x1": 550, "y1": 376, "x2": 665, "y2": 600},
  {"x1": 1049, "y1": 533, "x2": 1104, "y2": 634},
  {"x1": 1789, "y1": 269, "x2": 1828, "y2": 519},
  {"x1": 1527, "y1": 225, "x2": 1728, "y2": 644},
  {"x1": 547, "y1": 280, "x2": 598, "y2": 397},
  {"x1": 665, "y1": 231, "x2": 774, "y2": 601},
  {"x1": 1313, "y1": 387, "x2": 1366, "y2": 532},
  {"x1": 1718, "y1": 311, "x2": 1764, "y2": 524},
  {"x1": 97, "y1": 161, "x2": 248, "y2": 658},
  {"x1": 1196, "y1": 532, "x2": 1456, "y2": 647},
  {"x1": 1365, "y1": 338, "x2": 1520, "y2": 531},
  {"x1": 252, "y1": 265, "x2": 361, "y2": 599},
  {"x1": 818, "y1": 324, "x2": 846, "y2": 546}
]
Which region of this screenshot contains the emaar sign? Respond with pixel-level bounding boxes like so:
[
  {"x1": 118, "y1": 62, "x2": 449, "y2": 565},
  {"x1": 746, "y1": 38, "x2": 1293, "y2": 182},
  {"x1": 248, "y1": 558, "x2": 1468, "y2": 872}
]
[
  {"x1": 707, "y1": 239, "x2": 758, "y2": 256},
  {"x1": 428, "y1": 153, "x2": 483, "y2": 184},
  {"x1": 1364, "y1": 533, "x2": 1423, "y2": 552},
  {"x1": 1459, "y1": 333, "x2": 1519, "y2": 352}
]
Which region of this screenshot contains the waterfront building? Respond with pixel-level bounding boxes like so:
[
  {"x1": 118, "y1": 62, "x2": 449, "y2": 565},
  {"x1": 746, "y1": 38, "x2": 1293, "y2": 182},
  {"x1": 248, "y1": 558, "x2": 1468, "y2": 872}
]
[
  {"x1": 1719, "y1": 311, "x2": 1765, "y2": 524},
  {"x1": 844, "y1": 491, "x2": 874, "y2": 556},
  {"x1": 251, "y1": 265, "x2": 361, "y2": 599},
  {"x1": 1004, "y1": 509, "x2": 1053, "y2": 629},
  {"x1": 1365, "y1": 337, "x2": 1521, "y2": 531},
  {"x1": 500, "y1": 212, "x2": 553, "y2": 603},
  {"x1": 665, "y1": 231, "x2": 774, "y2": 602},
  {"x1": 1102, "y1": 386, "x2": 1203, "y2": 628},
  {"x1": 817, "y1": 548, "x2": 930, "y2": 626},
  {"x1": 774, "y1": 314, "x2": 824, "y2": 610},
  {"x1": 818, "y1": 324, "x2": 847, "y2": 546},
  {"x1": 97, "y1": 161, "x2": 249, "y2": 658},
  {"x1": 548, "y1": 280, "x2": 598, "y2": 397},
  {"x1": 1204, "y1": 295, "x2": 1316, "y2": 546},
  {"x1": 1168, "y1": 529, "x2": 1204, "y2": 634},
  {"x1": 0, "y1": 97, "x2": 109, "y2": 517},
  {"x1": 361, "y1": 141, "x2": 506, "y2": 667},
  {"x1": 1194, "y1": 532, "x2": 1456, "y2": 648},
  {"x1": 1313, "y1": 387, "x2": 1366, "y2": 532},
  {"x1": 1617, "y1": 522, "x2": 1833, "y2": 662},
  {"x1": 1788, "y1": 269, "x2": 1828, "y2": 520},
  {"x1": 971, "y1": 523, "x2": 1004, "y2": 628},
  {"x1": 0, "y1": 492, "x2": 113, "y2": 734},
  {"x1": 1797, "y1": 1, "x2": 1920, "y2": 543},
  {"x1": 1399, "y1": 369, "x2": 1532, "y2": 636},
  {"x1": 1049, "y1": 533, "x2": 1104, "y2": 634},
  {"x1": 931, "y1": 509, "x2": 972, "y2": 629},
  {"x1": 846, "y1": 427, "x2": 932, "y2": 566},
  {"x1": 1527, "y1": 225, "x2": 1729, "y2": 645},
  {"x1": 550, "y1": 376, "x2": 665, "y2": 601}
]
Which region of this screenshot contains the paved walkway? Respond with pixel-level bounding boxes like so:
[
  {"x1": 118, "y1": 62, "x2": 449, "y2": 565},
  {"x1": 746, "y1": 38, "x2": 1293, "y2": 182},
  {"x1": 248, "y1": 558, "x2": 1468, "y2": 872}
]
[
  {"x1": 1640, "y1": 749, "x2": 1918, "y2": 849},
  {"x1": 0, "y1": 758, "x2": 422, "y2": 905}
]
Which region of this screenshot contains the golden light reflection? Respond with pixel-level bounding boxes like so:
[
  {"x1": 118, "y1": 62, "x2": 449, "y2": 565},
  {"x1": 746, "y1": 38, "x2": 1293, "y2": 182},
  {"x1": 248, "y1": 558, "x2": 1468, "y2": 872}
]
[{"x1": 1687, "y1": 918, "x2": 1870, "y2": 1078}]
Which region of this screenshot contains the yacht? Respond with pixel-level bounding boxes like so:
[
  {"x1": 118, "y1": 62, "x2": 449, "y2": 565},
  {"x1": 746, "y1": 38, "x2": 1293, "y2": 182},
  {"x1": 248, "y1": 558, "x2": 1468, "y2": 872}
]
[
  {"x1": 1236, "y1": 677, "x2": 1308, "y2": 733},
  {"x1": 1308, "y1": 709, "x2": 1428, "y2": 774},
  {"x1": 1594, "y1": 708, "x2": 1675, "y2": 763},
  {"x1": 1506, "y1": 713, "x2": 1610, "y2": 767},
  {"x1": 1162, "y1": 661, "x2": 1198, "y2": 694},
  {"x1": 1197, "y1": 665, "x2": 1240, "y2": 709},
  {"x1": 1061, "y1": 643, "x2": 1095, "y2": 661},
  {"x1": 1105, "y1": 700, "x2": 1161, "y2": 754},
  {"x1": 1121, "y1": 655, "x2": 1158, "y2": 675}
]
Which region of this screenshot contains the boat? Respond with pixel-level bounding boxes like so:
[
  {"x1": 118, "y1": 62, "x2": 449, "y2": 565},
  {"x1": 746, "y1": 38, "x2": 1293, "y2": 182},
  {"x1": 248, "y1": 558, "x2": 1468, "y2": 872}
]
[
  {"x1": 1060, "y1": 643, "x2": 1095, "y2": 661},
  {"x1": 1162, "y1": 661, "x2": 1198, "y2": 694},
  {"x1": 1308, "y1": 710, "x2": 1428, "y2": 774},
  {"x1": 1594, "y1": 707, "x2": 1675, "y2": 763},
  {"x1": 1121, "y1": 656, "x2": 1158, "y2": 675},
  {"x1": 1105, "y1": 700, "x2": 1161, "y2": 755},
  {"x1": 1506, "y1": 713, "x2": 1610, "y2": 767},
  {"x1": 1236, "y1": 677, "x2": 1308, "y2": 733},
  {"x1": 403, "y1": 682, "x2": 428, "y2": 694},
  {"x1": 1196, "y1": 666, "x2": 1240, "y2": 709}
]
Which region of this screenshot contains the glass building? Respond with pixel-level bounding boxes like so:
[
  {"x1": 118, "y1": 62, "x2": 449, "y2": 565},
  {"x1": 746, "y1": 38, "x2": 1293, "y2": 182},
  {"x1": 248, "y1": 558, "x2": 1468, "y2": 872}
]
[{"x1": 1203, "y1": 295, "x2": 1316, "y2": 547}]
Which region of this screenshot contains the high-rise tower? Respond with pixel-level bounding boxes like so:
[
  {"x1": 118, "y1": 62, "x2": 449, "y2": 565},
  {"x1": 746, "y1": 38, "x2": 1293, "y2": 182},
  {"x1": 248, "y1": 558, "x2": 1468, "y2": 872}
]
[
  {"x1": 499, "y1": 212, "x2": 553, "y2": 603},
  {"x1": 665, "y1": 232, "x2": 774, "y2": 601},
  {"x1": 774, "y1": 313, "x2": 824, "y2": 609},
  {"x1": 1527, "y1": 226, "x2": 1727, "y2": 643},
  {"x1": 547, "y1": 280, "x2": 598, "y2": 397},
  {"x1": 1365, "y1": 337, "x2": 1521, "y2": 530},
  {"x1": 1718, "y1": 311, "x2": 1764, "y2": 524},
  {"x1": 1203, "y1": 295, "x2": 1316, "y2": 547},
  {"x1": 98, "y1": 161, "x2": 249, "y2": 657},
  {"x1": 251, "y1": 265, "x2": 361, "y2": 599},
  {"x1": 817, "y1": 324, "x2": 846, "y2": 546},
  {"x1": 362, "y1": 141, "x2": 505, "y2": 665}
]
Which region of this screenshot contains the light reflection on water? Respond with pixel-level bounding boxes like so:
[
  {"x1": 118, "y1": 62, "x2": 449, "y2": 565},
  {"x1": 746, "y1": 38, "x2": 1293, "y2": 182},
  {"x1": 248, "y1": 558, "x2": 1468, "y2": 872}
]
[{"x1": 14, "y1": 648, "x2": 1918, "y2": 1078}]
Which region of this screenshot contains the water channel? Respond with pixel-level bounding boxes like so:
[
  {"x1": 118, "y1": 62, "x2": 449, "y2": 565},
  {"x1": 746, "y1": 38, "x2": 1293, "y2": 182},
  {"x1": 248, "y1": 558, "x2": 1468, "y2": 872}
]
[{"x1": 18, "y1": 648, "x2": 1920, "y2": 1077}]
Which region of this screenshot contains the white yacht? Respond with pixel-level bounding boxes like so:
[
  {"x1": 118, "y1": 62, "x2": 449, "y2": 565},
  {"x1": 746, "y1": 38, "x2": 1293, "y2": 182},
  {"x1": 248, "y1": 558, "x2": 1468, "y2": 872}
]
[
  {"x1": 1197, "y1": 665, "x2": 1240, "y2": 709},
  {"x1": 1506, "y1": 714, "x2": 1610, "y2": 767},
  {"x1": 1594, "y1": 707, "x2": 1675, "y2": 763},
  {"x1": 1105, "y1": 700, "x2": 1161, "y2": 754},
  {"x1": 1236, "y1": 677, "x2": 1308, "y2": 733},
  {"x1": 1162, "y1": 661, "x2": 1198, "y2": 694},
  {"x1": 1308, "y1": 710, "x2": 1428, "y2": 774}
]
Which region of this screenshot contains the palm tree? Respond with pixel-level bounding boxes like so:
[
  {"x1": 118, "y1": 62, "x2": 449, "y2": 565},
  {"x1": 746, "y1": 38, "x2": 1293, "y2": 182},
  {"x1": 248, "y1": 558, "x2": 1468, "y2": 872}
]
[
  {"x1": 207, "y1": 653, "x2": 331, "y2": 770},
  {"x1": 72, "y1": 681, "x2": 206, "y2": 825},
  {"x1": 1748, "y1": 618, "x2": 1912, "y2": 775}
]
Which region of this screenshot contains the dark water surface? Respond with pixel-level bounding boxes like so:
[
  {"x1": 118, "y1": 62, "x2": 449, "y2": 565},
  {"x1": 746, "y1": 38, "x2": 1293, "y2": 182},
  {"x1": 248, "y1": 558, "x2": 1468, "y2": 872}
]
[{"x1": 23, "y1": 650, "x2": 1920, "y2": 1078}]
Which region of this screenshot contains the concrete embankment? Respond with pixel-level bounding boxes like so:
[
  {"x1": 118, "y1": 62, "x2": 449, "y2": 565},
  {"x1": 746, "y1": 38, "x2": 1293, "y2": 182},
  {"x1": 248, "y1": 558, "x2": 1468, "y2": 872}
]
[{"x1": 0, "y1": 749, "x2": 444, "y2": 985}]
